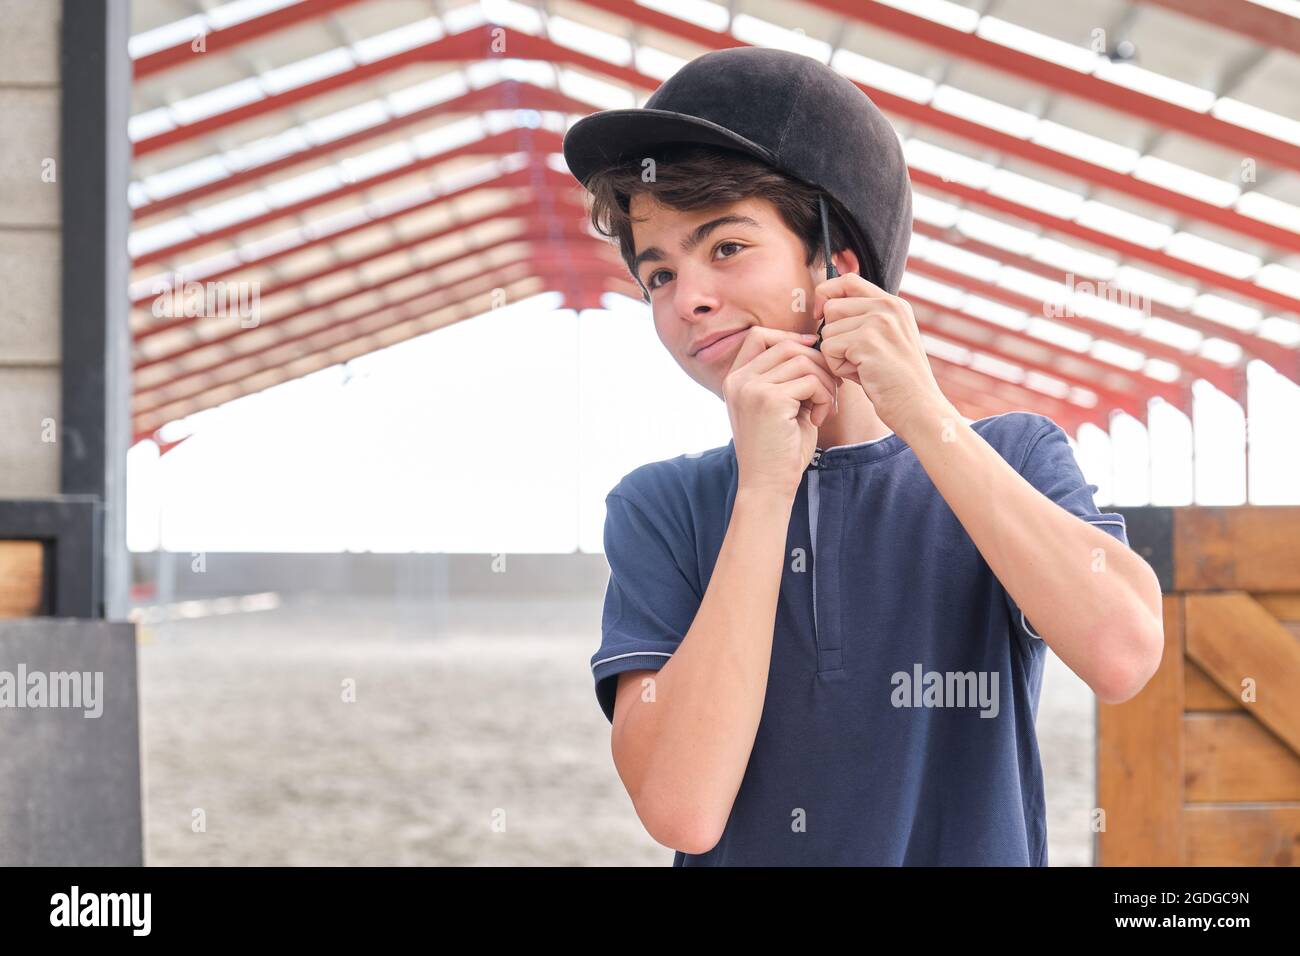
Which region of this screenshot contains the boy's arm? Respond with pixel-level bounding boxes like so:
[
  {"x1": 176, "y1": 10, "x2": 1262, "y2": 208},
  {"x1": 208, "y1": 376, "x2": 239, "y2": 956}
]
[
  {"x1": 610, "y1": 486, "x2": 793, "y2": 855},
  {"x1": 903, "y1": 404, "x2": 1163, "y2": 703},
  {"x1": 812, "y1": 271, "x2": 1163, "y2": 704}
]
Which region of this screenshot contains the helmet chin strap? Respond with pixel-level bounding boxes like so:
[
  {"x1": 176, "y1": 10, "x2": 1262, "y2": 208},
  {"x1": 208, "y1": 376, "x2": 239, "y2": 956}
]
[{"x1": 812, "y1": 194, "x2": 838, "y2": 351}]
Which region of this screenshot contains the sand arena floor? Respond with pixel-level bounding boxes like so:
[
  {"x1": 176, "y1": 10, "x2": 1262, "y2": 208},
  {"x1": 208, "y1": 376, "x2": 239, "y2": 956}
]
[{"x1": 137, "y1": 593, "x2": 1095, "y2": 865}]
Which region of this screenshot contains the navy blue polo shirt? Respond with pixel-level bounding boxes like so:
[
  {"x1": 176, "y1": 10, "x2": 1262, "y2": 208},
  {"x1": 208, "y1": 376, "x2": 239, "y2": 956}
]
[{"x1": 591, "y1": 411, "x2": 1130, "y2": 866}]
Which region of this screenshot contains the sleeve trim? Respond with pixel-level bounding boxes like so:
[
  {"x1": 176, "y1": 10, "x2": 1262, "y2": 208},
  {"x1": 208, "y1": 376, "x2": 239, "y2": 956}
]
[
  {"x1": 592, "y1": 649, "x2": 674, "y2": 672},
  {"x1": 1084, "y1": 515, "x2": 1125, "y2": 529},
  {"x1": 1018, "y1": 512, "x2": 1128, "y2": 642}
]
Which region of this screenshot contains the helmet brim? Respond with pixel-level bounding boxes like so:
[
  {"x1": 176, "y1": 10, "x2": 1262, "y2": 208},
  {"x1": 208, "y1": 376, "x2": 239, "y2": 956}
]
[{"x1": 562, "y1": 108, "x2": 777, "y2": 187}]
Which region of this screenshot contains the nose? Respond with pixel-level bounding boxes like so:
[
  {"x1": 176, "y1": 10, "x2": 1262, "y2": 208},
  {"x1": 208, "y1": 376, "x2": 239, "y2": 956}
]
[{"x1": 672, "y1": 262, "x2": 721, "y2": 324}]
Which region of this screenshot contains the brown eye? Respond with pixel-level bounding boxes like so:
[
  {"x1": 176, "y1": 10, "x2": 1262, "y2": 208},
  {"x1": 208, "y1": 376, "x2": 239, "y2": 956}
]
[
  {"x1": 715, "y1": 242, "x2": 744, "y2": 258},
  {"x1": 646, "y1": 269, "x2": 672, "y2": 290}
]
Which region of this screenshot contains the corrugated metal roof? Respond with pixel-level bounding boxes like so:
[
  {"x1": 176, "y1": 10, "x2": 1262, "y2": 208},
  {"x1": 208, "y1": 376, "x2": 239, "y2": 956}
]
[{"x1": 128, "y1": 0, "x2": 1300, "y2": 443}]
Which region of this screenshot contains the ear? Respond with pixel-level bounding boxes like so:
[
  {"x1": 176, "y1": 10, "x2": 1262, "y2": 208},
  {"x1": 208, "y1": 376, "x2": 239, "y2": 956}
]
[{"x1": 834, "y1": 247, "x2": 860, "y2": 277}]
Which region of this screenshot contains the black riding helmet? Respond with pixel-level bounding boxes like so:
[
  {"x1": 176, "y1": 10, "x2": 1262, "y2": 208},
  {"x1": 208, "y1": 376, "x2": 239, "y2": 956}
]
[{"x1": 561, "y1": 46, "x2": 913, "y2": 309}]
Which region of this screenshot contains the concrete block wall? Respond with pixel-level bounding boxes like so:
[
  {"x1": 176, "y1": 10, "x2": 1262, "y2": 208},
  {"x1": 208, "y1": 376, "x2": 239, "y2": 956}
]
[{"x1": 0, "y1": 0, "x2": 61, "y2": 497}]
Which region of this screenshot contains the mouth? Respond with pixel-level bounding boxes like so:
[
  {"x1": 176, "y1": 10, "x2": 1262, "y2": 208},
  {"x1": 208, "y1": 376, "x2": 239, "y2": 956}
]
[{"x1": 691, "y1": 327, "x2": 749, "y2": 362}]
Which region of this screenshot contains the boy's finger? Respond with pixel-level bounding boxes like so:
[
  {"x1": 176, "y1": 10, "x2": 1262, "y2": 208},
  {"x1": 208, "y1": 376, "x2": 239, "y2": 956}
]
[
  {"x1": 814, "y1": 272, "x2": 888, "y2": 299},
  {"x1": 728, "y1": 326, "x2": 819, "y2": 374}
]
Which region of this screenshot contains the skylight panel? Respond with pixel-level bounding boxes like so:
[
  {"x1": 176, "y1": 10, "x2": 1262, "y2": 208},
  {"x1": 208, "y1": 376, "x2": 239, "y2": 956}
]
[
  {"x1": 444, "y1": 4, "x2": 488, "y2": 32},
  {"x1": 263, "y1": 166, "x2": 342, "y2": 207},
  {"x1": 956, "y1": 211, "x2": 1038, "y2": 255},
  {"x1": 732, "y1": 15, "x2": 831, "y2": 60},
  {"x1": 1140, "y1": 317, "x2": 1202, "y2": 351},
  {"x1": 129, "y1": 107, "x2": 176, "y2": 142},
  {"x1": 1165, "y1": 232, "x2": 1261, "y2": 278},
  {"x1": 1254, "y1": 263, "x2": 1300, "y2": 297},
  {"x1": 1070, "y1": 292, "x2": 1146, "y2": 333},
  {"x1": 997, "y1": 267, "x2": 1064, "y2": 304},
  {"x1": 481, "y1": 0, "x2": 543, "y2": 33},
  {"x1": 423, "y1": 116, "x2": 481, "y2": 154},
  {"x1": 1132, "y1": 156, "x2": 1240, "y2": 206},
  {"x1": 962, "y1": 296, "x2": 1029, "y2": 330},
  {"x1": 129, "y1": 218, "x2": 199, "y2": 260},
  {"x1": 1030, "y1": 238, "x2": 1117, "y2": 279},
  {"x1": 1029, "y1": 122, "x2": 1138, "y2": 174},
  {"x1": 931, "y1": 85, "x2": 1037, "y2": 138},
  {"x1": 189, "y1": 191, "x2": 272, "y2": 231},
  {"x1": 831, "y1": 49, "x2": 935, "y2": 103},
  {"x1": 635, "y1": 0, "x2": 730, "y2": 32},
  {"x1": 549, "y1": 16, "x2": 633, "y2": 66},
  {"x1": 877, "y1": 0, "x2": 980, "y2": 33},
  {"x1": 1143, "y1": 358, "x2": 1182, "y2": 382},
  {"x1": 976, "y1": 17, "x2": 1098, "y2": 72},
  {"x1": 557, "y1": 69, "x2": 637, "y2": 110},
  {"x1": 1093, "y1": 60, "x2": 1216, "y2": 112},
  {"x1": 205, "y1": 0, "x2": 299, "y2": 31},
  {"x1": 920, "y1": 334, "x2": 972, "y2": 365},
  {"x1": 352, "y1": 17, "x2": 444, "y2": 63},
  {"x1": 1212, "y1": 98, "x2": 1300, "y2": 147},
  {"x1": 304, "y1": 100, "x2": 389, "y2": 144},
  {"x1": 1247, "y1": 0, "x2": 1300, "y2": 17},
  {"x1": 260, "y1": 47, "x2": 354, "y2": 96},
  {"x1": 1114, "y1": 266, "x2": 1197, "y2": 309},
  {"x1": 1075, "y1": 200, "x2": 1172, "y2": 248},
  {"x1": 169, "y1": 77, "x2": 265, "y2": 125},
  {"x1": 1258, "y1": 316, "x2": 1300, "y2": 346},
  {"x1": 910, "y1": 192, "x2": 962, "y2": 228},
  {"x1": 988, "y1": 170, "x2": 1085, "y2": 218},
  {"x1": 336, "y1": 142, "x2": 414, "y2": 181},
  {"x1": 970, "y1": 353, "x2": 1026, "y2": 382},
  {"x1": 492, "y1": 59, "x2": 558, "y2": 86},
  {"x1": 141, "y1": 155, "x2": 231, "y2": 200},
  {"x1": 223, "y1": 127, "x2": 309, "y2": 171},
  {"x1": 637, "y1": 46, "x2": 687, "y2": 82},
  {"x1": 906, "y1": 139, "x2": 997, "y2": 189},
  {"x1": 1024, "y1": 371, "x2": 1070, "y2": 398},
  {"x1": 129, "y1": 15, "x2": 207, "y2": 59},
  {"x1": 1090, "y1": 339, "x2": 1147, "y2": 371},
  {"x1": 1235, "y1": 190, "x2": 1300, "y2": 231},
  {"x1": 1199, "y1": 337, "x2": 1244, "y2": 364},
  {"x1": 389, "y1": 74, "x2": 466, "y2": 115},
  {"x1": 921, "y1": 240, "x2": 1002, "y2": 280},
  {"x1": 1192, "y1": 294, "x2": 1261, "y2": 331},
  {"x1": 1026, "y1": 318, "x2": 1092, "y2": 352},
  {"x1": 899, "y1": 273, "x2": 966, "y2": 309}
]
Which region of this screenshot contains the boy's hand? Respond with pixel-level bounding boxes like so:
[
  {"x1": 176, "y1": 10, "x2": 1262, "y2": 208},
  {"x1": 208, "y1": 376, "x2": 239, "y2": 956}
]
[
  {"x1": 723, "y1": 327, "x2": 839, "y2": 500},
  {"x1": 812, "y1": 274, "x2": 949, "y2": 440}
]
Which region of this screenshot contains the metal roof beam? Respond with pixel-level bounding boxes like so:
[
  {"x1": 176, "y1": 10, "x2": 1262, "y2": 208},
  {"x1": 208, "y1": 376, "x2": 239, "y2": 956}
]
[
  {"x1": 801, "y1": 0, "x2": 1300, "y2": 175},
  {"x1": 132, "y1": 264, "x2": 627, "y2": 421},
  {"x1": 132, "y1": 127, "x2": 571, "y2": 268},
  {"x1": 132, "y1": 80, "x2": 595, "y2": 221},
  {"x1": 1133, "y1": 0, "x2": 1300, "y2": 56},
  {"x1": 133, "y1": 0, "x2": 369, "y2": 79},
  {"x1": 571, "y1": 0, "x2": 1300, "y2": 256}
]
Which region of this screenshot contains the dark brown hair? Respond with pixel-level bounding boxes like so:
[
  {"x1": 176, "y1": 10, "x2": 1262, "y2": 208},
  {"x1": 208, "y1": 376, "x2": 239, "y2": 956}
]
[{"x1": 582, "y1": 142, "x2": 865, "y2": 301}]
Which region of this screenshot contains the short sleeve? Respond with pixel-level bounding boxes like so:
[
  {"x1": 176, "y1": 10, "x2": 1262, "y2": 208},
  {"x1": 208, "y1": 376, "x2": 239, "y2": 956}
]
[
  {"x1": 591, "y1": 490, "x2": 701, "y2": 723},
  {"x1": 1007, "y1": 418, "x2": 1130, "y2": 642}
]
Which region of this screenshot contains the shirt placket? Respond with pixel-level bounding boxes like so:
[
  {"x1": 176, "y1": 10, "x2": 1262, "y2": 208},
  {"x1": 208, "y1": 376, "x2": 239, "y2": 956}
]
[{"x1": 808, "y1": 450, "x2": 845, "y2": 675}]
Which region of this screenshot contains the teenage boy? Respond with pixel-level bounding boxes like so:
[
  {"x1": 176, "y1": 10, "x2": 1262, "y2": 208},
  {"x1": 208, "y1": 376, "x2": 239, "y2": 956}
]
[{"x1": 563, "y1": 47, "x2": 1164, "y2": 866}]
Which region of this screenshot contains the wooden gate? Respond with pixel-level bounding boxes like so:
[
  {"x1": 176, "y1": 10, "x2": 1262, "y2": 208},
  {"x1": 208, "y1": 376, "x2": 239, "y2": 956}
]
[{"x1": 1097, "y1": 506, "x2": 1300, "y2": 866}]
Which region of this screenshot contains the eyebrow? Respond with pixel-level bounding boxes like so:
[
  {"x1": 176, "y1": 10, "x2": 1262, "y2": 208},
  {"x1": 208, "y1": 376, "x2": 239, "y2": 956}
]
[{"x1": 631, "y1": 214, "x2": 762, "y2": 280}]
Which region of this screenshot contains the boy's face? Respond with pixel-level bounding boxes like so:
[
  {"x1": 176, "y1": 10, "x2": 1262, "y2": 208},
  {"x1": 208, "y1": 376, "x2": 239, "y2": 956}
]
[{"x1": 627, "y1": 193, "x2": 857, "y2": 398}]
